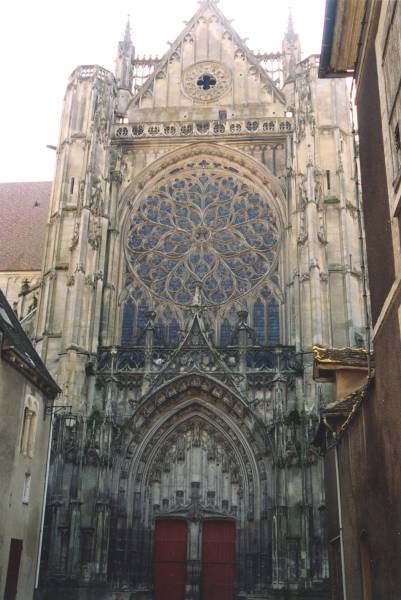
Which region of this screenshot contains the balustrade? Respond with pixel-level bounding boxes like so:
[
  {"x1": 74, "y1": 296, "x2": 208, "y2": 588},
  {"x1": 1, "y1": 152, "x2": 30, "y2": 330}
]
[
  {"x1": 97, "y1": 345, "x2": 302, "y2": 375},
  {"x1": 114, "y1": 117, "x2": 293, "y2": 140}
]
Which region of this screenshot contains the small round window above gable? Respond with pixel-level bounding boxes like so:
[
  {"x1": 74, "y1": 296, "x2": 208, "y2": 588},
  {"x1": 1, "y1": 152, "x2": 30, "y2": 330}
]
[
  {"x1": 197, "y1": 73, "x2": 217, "y2": 90},
  {"x1": 182, "y1": 61, "x2": 232, "y2": 103}
]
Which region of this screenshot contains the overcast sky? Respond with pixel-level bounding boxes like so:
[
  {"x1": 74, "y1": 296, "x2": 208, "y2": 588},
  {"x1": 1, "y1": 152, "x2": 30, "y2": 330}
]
[{"x1": 0, "y1": 0, "x2": 326, "y2": 183}]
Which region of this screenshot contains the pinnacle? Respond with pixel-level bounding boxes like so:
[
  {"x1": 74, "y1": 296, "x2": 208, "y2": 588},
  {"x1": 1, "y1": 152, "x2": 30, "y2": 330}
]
[
  {"x1": 123, "y1": 14, "x2": 132, "y2": 44},
  {"x1": 287, "y1": 5, "x2": 295, "y2": 37}
]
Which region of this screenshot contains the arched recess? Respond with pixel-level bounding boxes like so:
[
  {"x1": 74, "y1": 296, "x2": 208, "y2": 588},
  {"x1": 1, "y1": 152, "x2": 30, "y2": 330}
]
[
  {"x1": 131, "y1": 406, "x2": 259, "y2": 524},
  {"x1": 110, "y1": 375, "x2": 273, "y2": 591},
  {"x1": 113, "y1": 143, "x2": 289, "y2": 346},
  {"x1": 113, "y1": 374, "x2": 270, "y2": 519}
]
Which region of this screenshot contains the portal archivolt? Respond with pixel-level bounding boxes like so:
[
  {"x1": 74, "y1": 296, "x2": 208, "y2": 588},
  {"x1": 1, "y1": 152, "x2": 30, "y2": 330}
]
[
  {"x1": 137, "y1": 411, "x2": 257, "y2": 525},
  {"x1": 115, "y1": 375, "x2": 269, "y2": 524}
]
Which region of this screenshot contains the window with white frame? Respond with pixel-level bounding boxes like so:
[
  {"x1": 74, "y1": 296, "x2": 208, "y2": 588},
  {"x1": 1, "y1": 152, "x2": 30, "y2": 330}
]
[
  {"x1": 22, "y1": 473, "x2": 31, "y2": 504},
  {"x1": 20, "y1": 396, "x2": 39, "y2": 458}
]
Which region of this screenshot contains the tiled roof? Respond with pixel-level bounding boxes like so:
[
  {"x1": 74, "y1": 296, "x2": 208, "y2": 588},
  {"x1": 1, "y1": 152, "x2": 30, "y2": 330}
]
[
  {"x1": 325, "y1": 383, "x2": 369, "y2": 437},
  {"x1": 0, "y1": 182, "x2": 51, "y2": 271},
  {"x1": 324, "y1": 385, "x2": 366, "y2": 417},
  {"x1": 0, "y1": 288, "x2": 60, "y2": 398},
  {"x1": 314, "y1": 383, "x2": 370, "y2": 449},
  {"x1": 313, "y1": 345, "x2": 371, "y2": 369}
]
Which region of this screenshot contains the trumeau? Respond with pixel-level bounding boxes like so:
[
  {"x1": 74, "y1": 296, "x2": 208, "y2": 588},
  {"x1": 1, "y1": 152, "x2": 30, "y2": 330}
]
[{"x1": 29, "y1": 2, "x2": 366, "y2": 599}]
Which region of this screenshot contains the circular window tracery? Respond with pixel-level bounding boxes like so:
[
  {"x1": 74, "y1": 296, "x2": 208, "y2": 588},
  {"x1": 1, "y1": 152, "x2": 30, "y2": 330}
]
[
  {"x1": 126, "y1": 165, "x2": 280, "y2": 307},
  {"x1": 182, "y1": 61, "x2": 232, "y2": 103}
]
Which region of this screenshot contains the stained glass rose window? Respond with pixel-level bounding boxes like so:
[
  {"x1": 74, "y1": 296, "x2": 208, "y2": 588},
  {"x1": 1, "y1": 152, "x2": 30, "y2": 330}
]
[{"x1": 126, "y1": 167, "x2": 280, "y2": 307}]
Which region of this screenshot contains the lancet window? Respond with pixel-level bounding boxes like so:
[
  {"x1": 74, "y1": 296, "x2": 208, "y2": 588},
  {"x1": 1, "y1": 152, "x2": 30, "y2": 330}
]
[
  {"x1": 218, "y1": 304, "x2": 240, "y2": 346},
  {"x1": 121, "y1": 288, "x2": 149, "y2": 346},
  {"x1": 252, "y1": 290, "x2": 280, "y2": 345},
  {"x1": 155, "y1": 305, "x2": 182, "y2": 346}
]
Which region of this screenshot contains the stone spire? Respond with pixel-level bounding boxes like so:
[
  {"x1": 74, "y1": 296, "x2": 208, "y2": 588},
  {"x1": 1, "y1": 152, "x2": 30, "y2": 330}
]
[
  {"x1": 287, "y1": 6, "x2": 295, "y2": 38},
  {"x1": 123, "y1": 14, "x2": 131, "y2": 44},
  {"x1": 115, "y1": 15, "x2": 135, "y2": 90},
  {"x1": 282, "y1": 6, "x2": 301, "y2": 81}
]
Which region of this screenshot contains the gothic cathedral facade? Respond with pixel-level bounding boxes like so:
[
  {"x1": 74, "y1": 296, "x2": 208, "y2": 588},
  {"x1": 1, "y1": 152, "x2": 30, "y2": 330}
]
[{"x1": 36, "y1": 2, "x2": 365, "y2": 599}]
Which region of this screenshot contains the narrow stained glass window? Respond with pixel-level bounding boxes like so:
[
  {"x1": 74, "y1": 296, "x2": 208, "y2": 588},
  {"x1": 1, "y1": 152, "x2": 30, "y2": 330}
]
[
  {"x1": 220, "y1": 319, "x2": 232, "y2": 347},
  {"x1": 156, "y1": 321, "x2": 167, "y2": 345},
  {"x1": 121, "y1": 302, "x2": 135, "y2": 346},
  {"x1": 267, "y1": 299, "x2": 280, "y2": 345},
  {"x1": 169, "y1": 319, "x2": 180, "y2": 347},
  {"x1": 253, "y1": 298, "x2": 265, "y2": 345},
  {"x1": 136, "y1": 301, "x2": 149, "y2": 342},
  {"x1": 156, "y1": 318, "x2": 181, "y2": 347}
]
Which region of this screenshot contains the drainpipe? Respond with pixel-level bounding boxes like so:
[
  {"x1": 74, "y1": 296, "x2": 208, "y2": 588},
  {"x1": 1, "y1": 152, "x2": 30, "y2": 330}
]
[
  {"x1": 350, "y1": 78, "x2": 372, "y2": 378},
  {"x1": 325, "y1": 417, "x2": 347, "y2": 600},
  {"x1": 35, "y1": 410, "x2": 54, "y2": 589},
  {"x1": 334, "y1": 445, "x2": 347, "y2": 600}
]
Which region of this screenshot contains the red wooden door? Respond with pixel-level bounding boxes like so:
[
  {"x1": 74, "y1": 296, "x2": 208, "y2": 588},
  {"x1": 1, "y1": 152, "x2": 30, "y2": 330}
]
[
  {"x1": 154, "y1": 519, "x2": 187, "y2": 600},
  {"x1": 202, "y1": 520, "x2": 236, "y2": 600}
]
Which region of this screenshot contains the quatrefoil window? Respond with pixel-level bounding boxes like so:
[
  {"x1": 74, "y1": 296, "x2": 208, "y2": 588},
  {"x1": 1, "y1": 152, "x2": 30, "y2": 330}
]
[
  {"x1": 197, "y1": 73, "x2": 217, "y2": 91},
  {"x1": 182, "y1": 61, "x2": 231, "y2": 102}
]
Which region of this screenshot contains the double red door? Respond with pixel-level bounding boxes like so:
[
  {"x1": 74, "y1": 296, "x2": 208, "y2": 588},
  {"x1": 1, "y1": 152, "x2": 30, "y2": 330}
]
[
  {"x1": 154, "y1": 520, "x2": 188, "y2": 600},
  {"x1": 154, "y1": 519, "x2": 235, "y2": 600},
  {"x1": 201, "y1": 521, "x2": 236, "y2": 600}
]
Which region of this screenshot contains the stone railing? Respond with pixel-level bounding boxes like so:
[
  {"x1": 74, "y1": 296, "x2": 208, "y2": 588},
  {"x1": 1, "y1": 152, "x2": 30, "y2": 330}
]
[
  {"x1": 97, "y1": 345, "x2": 302, "y2": 374},
  {"x1": 113, "y1": 117, "x2": 293, "y2": 141},
  {"x1": 70, "y1": 65, "x2": 115, "y2": 84}
]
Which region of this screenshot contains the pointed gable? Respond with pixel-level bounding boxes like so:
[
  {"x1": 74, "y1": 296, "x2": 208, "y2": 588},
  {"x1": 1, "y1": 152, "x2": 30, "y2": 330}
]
[
  {"x1": 145, "y1": 310, "x2": 245, "y2": 396},
  {"x1": 129, "y1": 0, "x2": 285, "y2": 113}
]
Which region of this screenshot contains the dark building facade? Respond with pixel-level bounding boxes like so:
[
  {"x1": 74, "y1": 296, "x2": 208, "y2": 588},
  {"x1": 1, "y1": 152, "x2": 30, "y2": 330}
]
[
  {"x1": 319, "y1": 1, "x2": 401, "y2": 598},
  {"x1": 0, "y1": 290, "x2": 59, "y2": 600}
]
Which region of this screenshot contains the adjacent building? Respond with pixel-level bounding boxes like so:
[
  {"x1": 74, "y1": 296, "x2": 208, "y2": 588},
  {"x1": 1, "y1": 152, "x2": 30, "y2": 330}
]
[
  {"x1": 0, "y1": 182, "x2": 52, "y2": 329},
  {"x1": 319, "y1": 0, "x2": 401, "y2": 598},
  {"x1": 0, "y1": 290, "x2": 60, "y2": 600},
  {"x1": 312, "y1": 346, "x2": 372, "y2": 600}
]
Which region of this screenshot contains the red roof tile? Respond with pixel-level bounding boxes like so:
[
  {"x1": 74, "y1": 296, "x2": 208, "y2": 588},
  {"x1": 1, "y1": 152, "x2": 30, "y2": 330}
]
[{"x1": 0, "y1": 182, "x2": 51, "y2": 271}]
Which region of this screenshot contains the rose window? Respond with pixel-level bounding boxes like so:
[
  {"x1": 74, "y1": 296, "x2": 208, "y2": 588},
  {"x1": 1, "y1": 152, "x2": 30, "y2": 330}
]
[
  {"x1": 182, "y1": 61, "x2": 231, "y2": 102},
  {"x1": 126, "y1": 167, "x2": 280, "y2": 307}
]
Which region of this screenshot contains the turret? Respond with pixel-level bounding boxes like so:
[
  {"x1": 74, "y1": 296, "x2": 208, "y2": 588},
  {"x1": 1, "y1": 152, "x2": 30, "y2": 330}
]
[
  {"x1": 282, "y1": 9, "x2": 301, "y2": 81},
  {"x1": 115, "y1": 15, "x2": 135, "y2": 90},
  {"x1": 35, "y1": 64, "x2": 116, "y2": 411}
]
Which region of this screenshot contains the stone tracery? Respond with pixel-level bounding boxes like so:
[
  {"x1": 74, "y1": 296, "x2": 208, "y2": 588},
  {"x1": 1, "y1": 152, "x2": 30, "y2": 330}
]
[
  {"x1": 182, "y1": 60, "x2": 232, "y2": 102},
  {"x1": 116, "y1": 376, "x2": 269, "y2": 529},
  {"x1": 126, "y1": 161, "x2": 280, "y2": 307}
]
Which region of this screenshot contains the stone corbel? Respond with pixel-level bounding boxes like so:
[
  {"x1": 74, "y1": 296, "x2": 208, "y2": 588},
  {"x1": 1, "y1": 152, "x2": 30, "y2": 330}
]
[{"x1": 297, "y1": 232, "x2": 308, "y2": 245}]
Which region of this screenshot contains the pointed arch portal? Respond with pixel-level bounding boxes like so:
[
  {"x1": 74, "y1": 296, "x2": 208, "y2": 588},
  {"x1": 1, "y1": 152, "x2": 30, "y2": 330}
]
[{"x1": 110, "y1": 374, "x2": 270, "y2": 596}]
